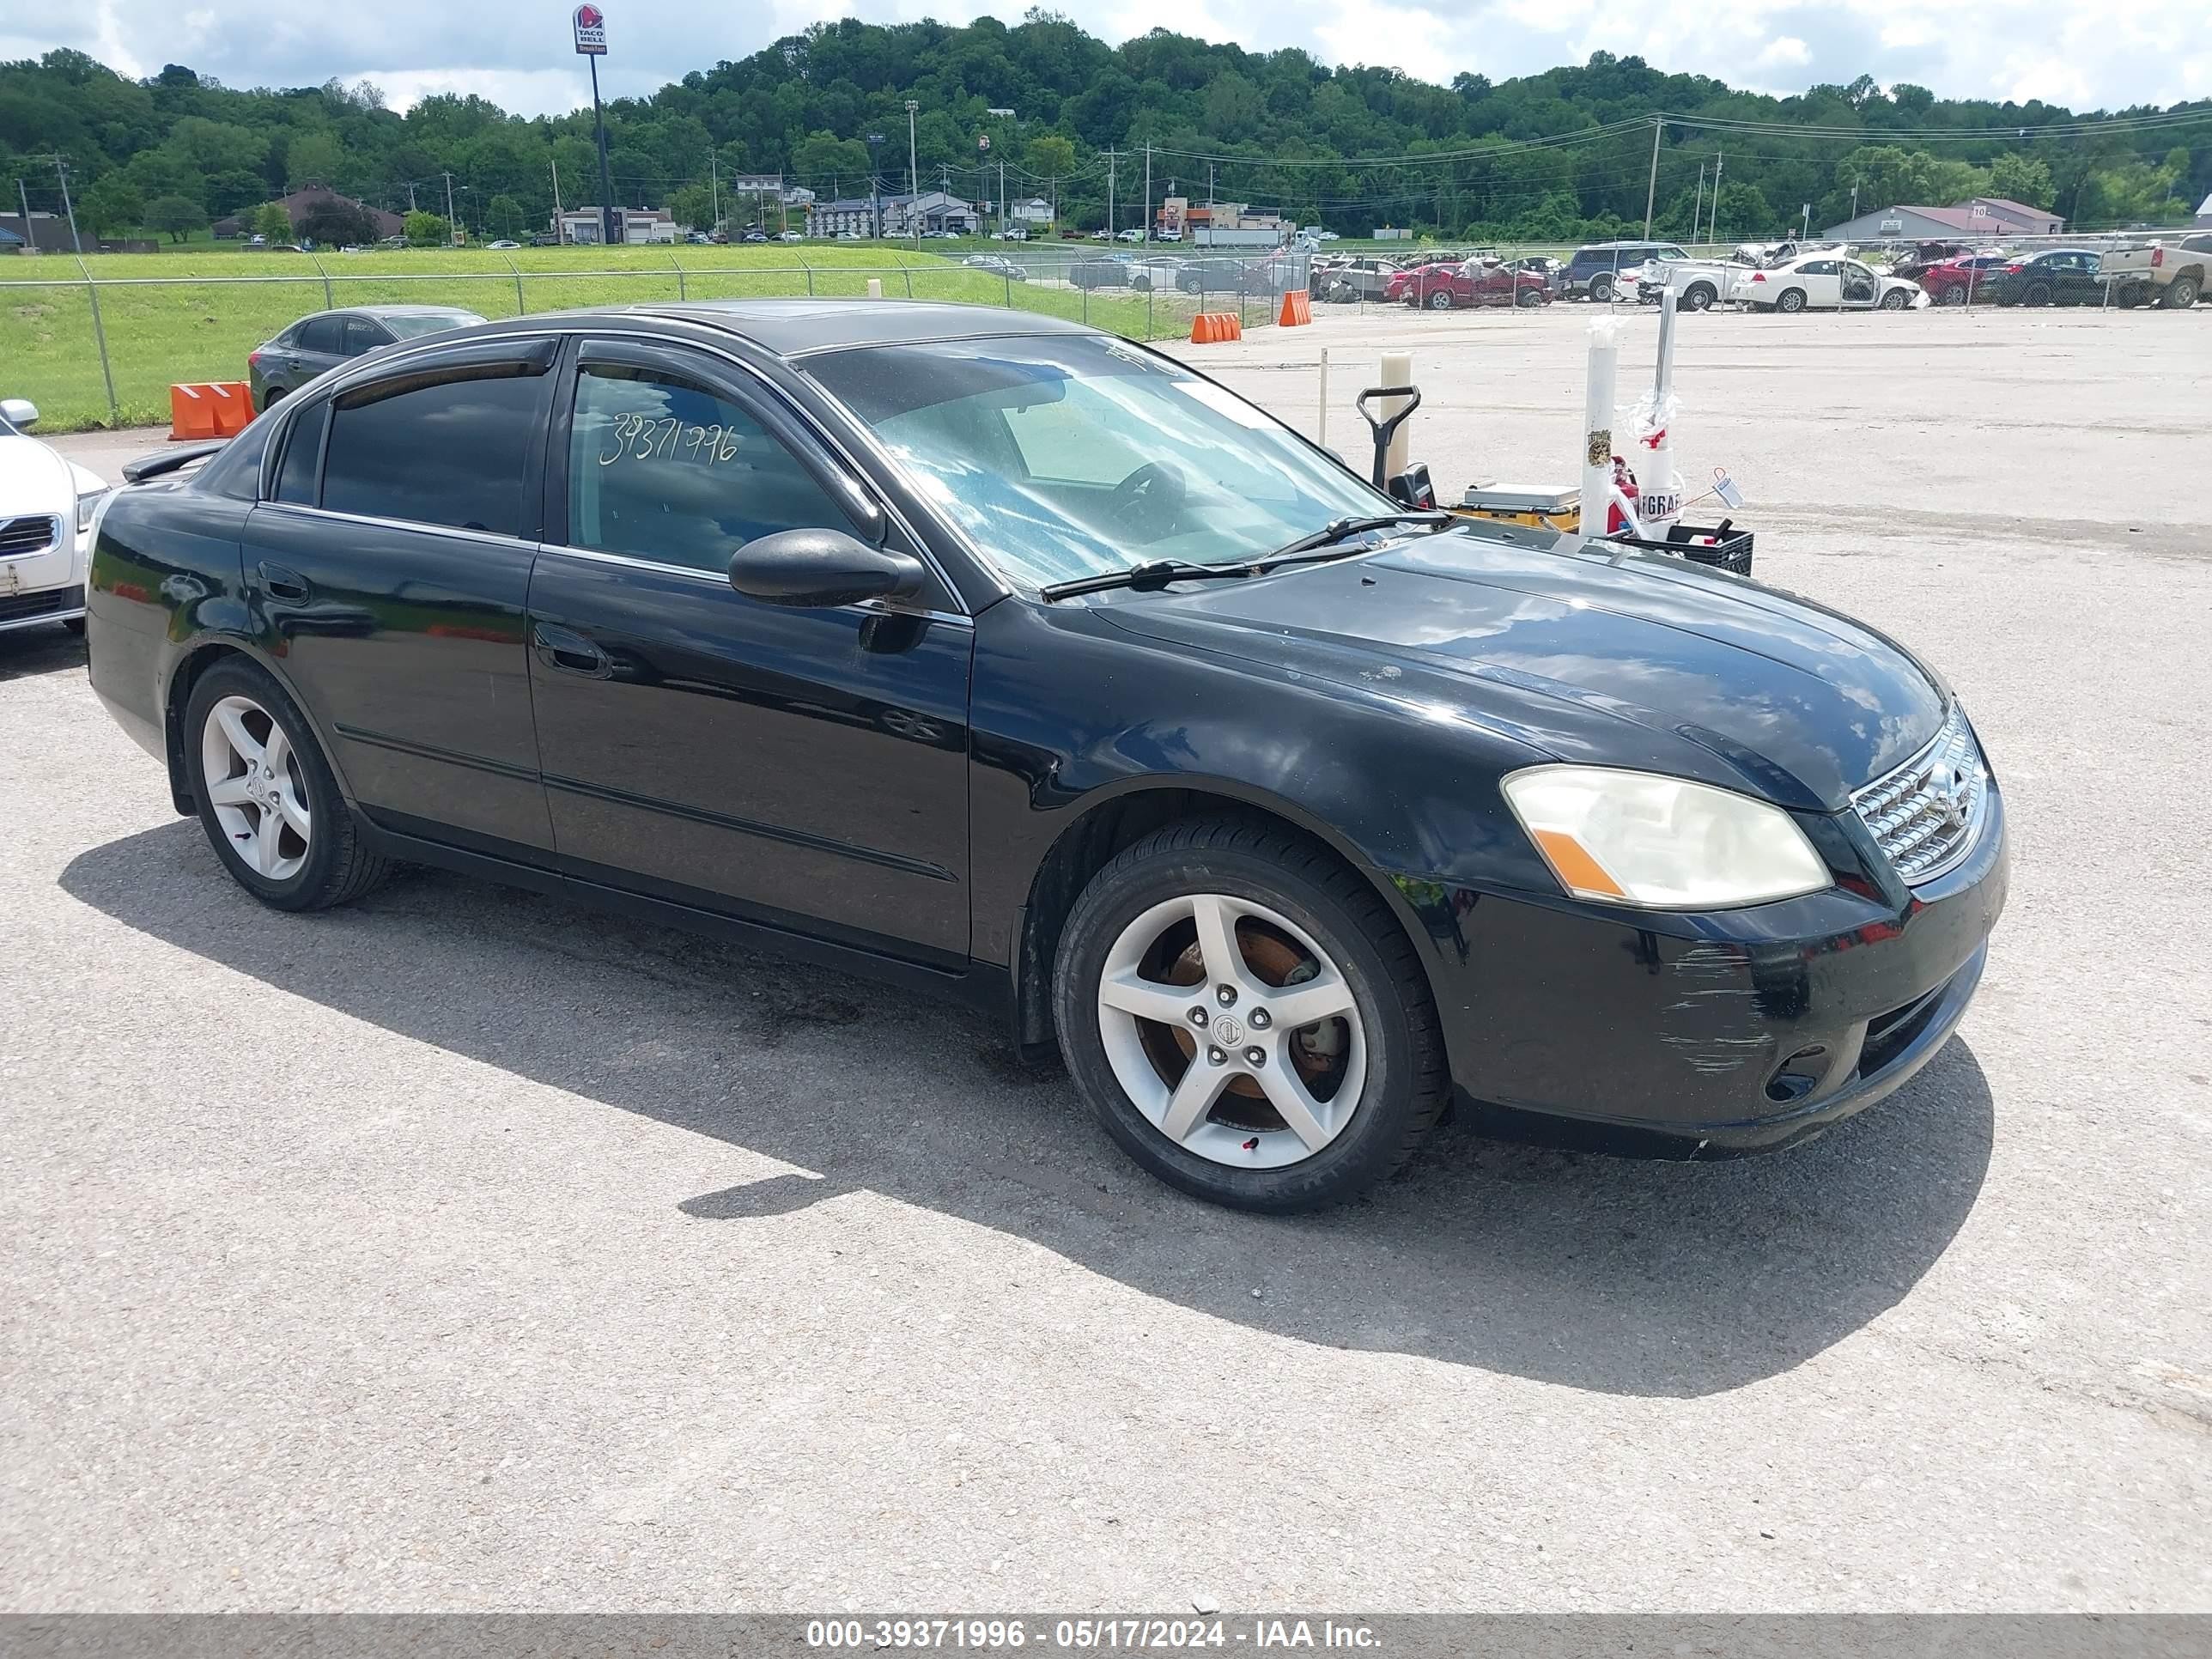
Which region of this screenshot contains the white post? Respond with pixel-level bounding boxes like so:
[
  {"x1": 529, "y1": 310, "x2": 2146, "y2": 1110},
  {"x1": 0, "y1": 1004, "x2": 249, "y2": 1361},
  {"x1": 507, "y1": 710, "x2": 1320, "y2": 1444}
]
[
  {"x1": 1637, "y1": 289, "x2": 1682, "y2": 534},
  {"x1": 1583, "y1": 317, "x2": 1621, "y2": 538},
  {"x1": 1379, "y1": 349, "x2": 1413, "y2": 483},
  {"x1": 867, "y1": 276, "x2": 883, "y2": 298},
  {"x1": 1317, "y1": 346, "x2": 1329, "y2": 448}
]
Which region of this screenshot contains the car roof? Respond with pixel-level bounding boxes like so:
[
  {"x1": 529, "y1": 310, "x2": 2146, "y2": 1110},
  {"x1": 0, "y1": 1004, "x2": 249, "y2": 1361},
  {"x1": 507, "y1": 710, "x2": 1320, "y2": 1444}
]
[
  {"x1": 298, "y1": 304, "x2": 484, "y2": 320},
  {"x1": 617, "y1": 299, "x2": 1096, "y2": 356}
]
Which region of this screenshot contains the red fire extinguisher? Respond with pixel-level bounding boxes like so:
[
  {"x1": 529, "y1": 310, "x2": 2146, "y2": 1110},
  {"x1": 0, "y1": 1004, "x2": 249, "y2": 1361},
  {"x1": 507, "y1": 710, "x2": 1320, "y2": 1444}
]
[{"x1": 1604, "y1": 453, "x2": 1641, "y2": 536}]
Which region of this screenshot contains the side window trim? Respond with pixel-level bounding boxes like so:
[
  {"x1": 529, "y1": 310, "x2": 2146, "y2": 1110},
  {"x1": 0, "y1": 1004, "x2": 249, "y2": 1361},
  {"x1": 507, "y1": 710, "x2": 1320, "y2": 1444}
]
[{"x1": 265, "y1": 394, "x2": 332, "y2": 506}]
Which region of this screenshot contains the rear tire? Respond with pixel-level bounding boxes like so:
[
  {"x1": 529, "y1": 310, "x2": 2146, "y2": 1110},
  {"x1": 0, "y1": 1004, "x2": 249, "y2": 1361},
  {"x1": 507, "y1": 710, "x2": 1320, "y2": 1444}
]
[
  {"x1": 2164, "y1": 275, "x2": 2201, "y2": 309},
  {"x1": 1515, "y1": 286, "x2": 1542, "y2": 307},
  {"x1": 2022, "y1": 282, "x2": 2052, "y2": 307},
  {"x1": 1052, "y1": 819, "x2": 1449, "y2": 1212},
  {"x1": 1681, "y1": 283, "x2": 1716, "y2": 312},
  {"x1": 1938, "y1": 283, "x2": 1966, "y2": 306},
  {"x1": 1777, "y1": 288, "x2": 1808, "y2": 313},
  {"x1": 183, "y1": 659, "x2": 392, "y2": 913},
  {"x1": 1426, "y1": 289, "x2": 1454, "y2": 310}
]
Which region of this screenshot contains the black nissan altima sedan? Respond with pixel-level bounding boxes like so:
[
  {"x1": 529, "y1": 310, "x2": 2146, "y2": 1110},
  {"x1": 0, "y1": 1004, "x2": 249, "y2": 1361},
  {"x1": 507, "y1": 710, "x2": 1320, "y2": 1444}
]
[{"x1": 85, "y1": 301, "x2": 2007, "y2": 1212}]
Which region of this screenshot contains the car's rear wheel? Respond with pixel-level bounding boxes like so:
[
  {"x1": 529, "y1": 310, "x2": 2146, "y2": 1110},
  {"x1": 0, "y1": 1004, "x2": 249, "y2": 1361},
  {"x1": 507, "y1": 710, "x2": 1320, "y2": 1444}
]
[
  {"x1": 1777, "y1": 288, "x2": 1808, "y2": 313},
  {"x1": 1426, "y1": 289, "x2": 1454, "y2": 310},
  {"x1": 1880, "y1": 288, "x2": 1911, "y2": 310},
  {"x1": 183, "y1": 659, "x2": 392, "y2": 912},
  {"x1": 1053, "y1": 819, "x2": 1448, "y2": 1212},
  {"x1": 2165, "y1": 275, "x2": 2201, "y2": 308},
  {"x1": 1938, "y1": 283, "x2": 1966, "y2": 306},
  {"x1": 1681, "y1": 283, "x2": 1716, "y2": 311},
  {"x1": 1516, "y1": 286, "x2": 1542, "y2": 307},
  {"x1": 2023, "y1": 282, "x2": 2052, "y2": 307}
]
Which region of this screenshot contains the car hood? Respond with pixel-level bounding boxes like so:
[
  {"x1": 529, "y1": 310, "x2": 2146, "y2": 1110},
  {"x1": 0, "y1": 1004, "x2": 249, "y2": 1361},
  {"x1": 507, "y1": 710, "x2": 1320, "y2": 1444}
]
[
  {"x1": 0, "y1": 434, "x2": 79, "y2": 514},
  {"x1": 1097, "y1": 527, "x2": 1948, "y2": 811}
]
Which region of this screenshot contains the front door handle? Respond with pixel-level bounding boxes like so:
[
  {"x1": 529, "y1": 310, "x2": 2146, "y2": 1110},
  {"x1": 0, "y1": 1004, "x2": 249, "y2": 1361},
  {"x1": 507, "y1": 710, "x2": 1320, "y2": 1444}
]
[
  {"x1": 532, "y1": 622, "x2": 613, "y2": 679},
  {"x1": 258, "y1": 562, "x2": 310, "y2": 602}
]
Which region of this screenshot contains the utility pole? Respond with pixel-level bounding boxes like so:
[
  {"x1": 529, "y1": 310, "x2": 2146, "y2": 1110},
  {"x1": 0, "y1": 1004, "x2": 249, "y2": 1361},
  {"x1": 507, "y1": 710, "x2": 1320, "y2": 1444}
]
[
  {"x1": 709, "y1": 152, "x2": 720, "y2": 237},
  {"x1": 1709, "y1": 150, "x2": 1723, "y2": 246},
  {"x1": 1142, "y1": 143, "x2": 1152, "y2": 245},
  {"x1": 904, "y1": 100, "x2": 920, "y2": 246},
  {"x1": 1692, "y1": 163, "x2": 1705, "y2": 249},
  {"x1": 1207, "y1": 161, "x2": 1215, "y2": 210},
  {"x1": 999, "y1": 158, "x2": 1006, "y2": 240},
  {"x1": 441, "y1": 171, "x2": 456, "y2": 230},
  {"x1": 867, "y1": 133, "x2": 884, "y2": 239},
  {"x1": 51, "y1": 155, "x2": 83, "y2": 253},
  {"x1": 17, "y1": 177, "x2": 33, "y2": 248},
  {"x1": 1106, "y1": 149, "x2": 1115, "y2": 241},
  {"x1": 550, "y1": 159, "x2": 563, "y2": 229},
  {"x1": 1643, "y1": 116, "x2": 1662, "y2": 240},
  {"x1": 407, "y1": 181, "x2": 417, "y2": 212},
  {"x1": 1850, "y1": 185, "x2": 1859, "y2": 223}
]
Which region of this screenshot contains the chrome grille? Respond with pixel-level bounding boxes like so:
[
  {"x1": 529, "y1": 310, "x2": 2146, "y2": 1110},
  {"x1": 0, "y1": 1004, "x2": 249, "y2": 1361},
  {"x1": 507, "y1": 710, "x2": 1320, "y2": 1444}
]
[
  {"x1": 0, "y1": 514, "x2": 59, "y2": 558},
  {"x1": 1852, "y1": 706, "x2": 1989, "y2": 884}
]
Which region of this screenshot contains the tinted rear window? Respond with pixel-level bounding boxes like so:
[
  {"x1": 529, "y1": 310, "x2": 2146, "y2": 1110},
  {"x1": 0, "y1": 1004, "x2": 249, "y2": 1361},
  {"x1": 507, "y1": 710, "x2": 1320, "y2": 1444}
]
[
  {"x1": 321, "y1": 368, "x2": 545, "y2": 537},
  {"x1": 298, "y1": 316, "x2": 344, "y2": 354},
  {"x1": 273, "y1": 400, "x2": 328, "y2": 505}
]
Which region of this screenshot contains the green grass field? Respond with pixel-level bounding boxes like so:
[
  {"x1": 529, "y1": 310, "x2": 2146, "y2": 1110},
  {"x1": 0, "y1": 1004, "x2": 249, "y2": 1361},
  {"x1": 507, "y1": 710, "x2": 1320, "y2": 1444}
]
[{"x1": 1, "y1": 244, "x2": 1220, "y2": 431}]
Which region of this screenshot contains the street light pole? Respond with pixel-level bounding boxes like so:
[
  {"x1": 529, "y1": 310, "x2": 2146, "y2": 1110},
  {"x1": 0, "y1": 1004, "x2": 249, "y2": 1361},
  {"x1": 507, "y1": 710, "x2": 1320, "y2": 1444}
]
[{"x1": 905, "y1": 100, "x2": 920, "y2": 247}]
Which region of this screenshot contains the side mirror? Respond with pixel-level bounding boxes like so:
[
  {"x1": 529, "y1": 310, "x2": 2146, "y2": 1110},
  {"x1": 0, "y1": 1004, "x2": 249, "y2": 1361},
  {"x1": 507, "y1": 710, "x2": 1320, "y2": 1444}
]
[
  {"x1": 1387, "y1": 463, "x2": 1437, "y2": 511},
  {"x1": 727, "y1": 527, "x2": 924, "y2": 609},
  {"x1": 0, "y1": 398, "x2": 38, "y2": 428}
]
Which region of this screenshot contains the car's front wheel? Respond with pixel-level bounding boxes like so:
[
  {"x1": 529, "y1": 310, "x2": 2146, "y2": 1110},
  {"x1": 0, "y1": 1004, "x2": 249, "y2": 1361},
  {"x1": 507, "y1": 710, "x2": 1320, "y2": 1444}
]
[
  {"x1": 1880, "y1": 288, "x2": 1911, "y2": 310},
  {"x1": 1938, "y1": 283, "x2": 1966, "y2": 306},
  {"x1": 1588, "y1": 276, "x2": 1613, "y2": 302},
  {"x1": 1426, "y1": 289, "x2": 1454, "y2": 310},
  {"x1": 184, "y1": 659, "x2": 392, "y2": 912},
  {"x1": 1053, "y1": 819, "x2": 1448, "y2": 1212}
]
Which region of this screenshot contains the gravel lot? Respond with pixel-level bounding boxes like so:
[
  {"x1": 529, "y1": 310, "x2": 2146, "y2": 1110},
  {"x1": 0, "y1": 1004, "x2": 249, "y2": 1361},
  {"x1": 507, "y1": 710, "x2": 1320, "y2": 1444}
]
[{"x1": 3, "y1": 301, "x2": 2209, "y2": 1613}]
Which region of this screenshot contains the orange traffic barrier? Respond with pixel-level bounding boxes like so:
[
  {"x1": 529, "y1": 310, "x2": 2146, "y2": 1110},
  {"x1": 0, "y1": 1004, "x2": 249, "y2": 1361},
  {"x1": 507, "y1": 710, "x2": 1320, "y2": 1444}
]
[
  {"x1": 1188, "y1": 312, "x2": 1243, "y2": 343},
  {"x1": 168, "y1": 383, "x2": 216, "y2": 441},
  {"x1": 1278, "y1": 290, "x2": 1313, "y2": 326},
  {"x1": 168, "y1": 381, "x2": 256, "y2": 441},
  {"x1": 208, "y1": 381, "x2": 254, "y2": 436}
]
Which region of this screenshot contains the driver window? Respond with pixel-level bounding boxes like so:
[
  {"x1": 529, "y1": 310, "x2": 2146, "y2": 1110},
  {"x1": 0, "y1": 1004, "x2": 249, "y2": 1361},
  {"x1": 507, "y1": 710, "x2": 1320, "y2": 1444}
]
[
  {"x1": 1003, "y1": 380, "x2": 1156, "y2": 487},
  {"x1": 1802, "y1": 260, "x2": 1838, "y2": 275},
  {"x1": 568, "y1": 361, "x2": 855, "y2": 572}
]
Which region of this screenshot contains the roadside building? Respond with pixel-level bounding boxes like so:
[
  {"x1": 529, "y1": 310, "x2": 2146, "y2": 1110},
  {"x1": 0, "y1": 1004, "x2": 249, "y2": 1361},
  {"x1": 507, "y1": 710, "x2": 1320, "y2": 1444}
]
[
  {"x1": 1825, "y1": 200, "x2": 2064, "y2": 243},
  {"x1": 554, "y1": 205, "x2": 678, "y2": 245}
]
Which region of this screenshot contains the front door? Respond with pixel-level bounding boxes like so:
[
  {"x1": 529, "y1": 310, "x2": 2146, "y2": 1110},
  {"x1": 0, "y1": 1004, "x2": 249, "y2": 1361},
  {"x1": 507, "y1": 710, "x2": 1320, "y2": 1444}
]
[
  {"x1": 1838, "y1": 258, "x2": 1881, "y2": 309},
  {"x1": 526, "y1": 337, "x2": 973, "y2": 964},
  {"x1": 240, "y1": 342, "x2": 558, "y2": 853}
]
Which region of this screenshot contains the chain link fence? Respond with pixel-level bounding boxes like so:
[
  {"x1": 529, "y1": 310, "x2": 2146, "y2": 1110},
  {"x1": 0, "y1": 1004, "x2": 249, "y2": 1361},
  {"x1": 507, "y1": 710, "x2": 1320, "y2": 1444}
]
[{"x1": 0, "y1": 251, "x2": 1330, "y2": 432}]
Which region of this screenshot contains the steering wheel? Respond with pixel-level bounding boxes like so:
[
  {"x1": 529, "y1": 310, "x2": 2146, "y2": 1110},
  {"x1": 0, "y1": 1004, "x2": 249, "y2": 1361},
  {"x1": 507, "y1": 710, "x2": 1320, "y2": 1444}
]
[{"x1": 1105, "y1": 461, "x2": 1188, "y2": 544}]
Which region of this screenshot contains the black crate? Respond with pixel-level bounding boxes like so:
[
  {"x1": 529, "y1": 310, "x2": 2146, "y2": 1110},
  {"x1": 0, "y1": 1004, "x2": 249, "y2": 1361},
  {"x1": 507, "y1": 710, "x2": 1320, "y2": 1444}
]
[{"x1": 1614, "y1": 520, "x2": 1754, "y2": 576}]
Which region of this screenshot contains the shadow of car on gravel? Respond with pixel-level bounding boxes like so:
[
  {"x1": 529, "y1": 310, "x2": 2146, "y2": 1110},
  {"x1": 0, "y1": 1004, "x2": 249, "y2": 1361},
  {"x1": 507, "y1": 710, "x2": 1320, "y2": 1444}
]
[
  {"x1": 61, "y1": 821, "x2": 1993, "y2": 1399},
  {"x1": 0, "y1": 628, "x2": 87, "y2": 682}
]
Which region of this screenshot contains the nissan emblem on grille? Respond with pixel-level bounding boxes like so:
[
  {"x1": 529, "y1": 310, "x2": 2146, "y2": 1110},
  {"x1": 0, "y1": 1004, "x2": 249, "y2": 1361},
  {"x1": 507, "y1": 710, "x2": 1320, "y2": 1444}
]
[{"x1": 1851, "y1": 707, "x2": 1988, "y2": 884}]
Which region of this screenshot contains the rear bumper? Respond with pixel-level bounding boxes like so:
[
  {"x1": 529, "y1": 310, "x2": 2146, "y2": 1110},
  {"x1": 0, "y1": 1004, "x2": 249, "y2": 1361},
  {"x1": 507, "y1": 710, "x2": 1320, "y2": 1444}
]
[{"x1": 1401, "y1": 785, "x2": 2008, "y2": 1153}]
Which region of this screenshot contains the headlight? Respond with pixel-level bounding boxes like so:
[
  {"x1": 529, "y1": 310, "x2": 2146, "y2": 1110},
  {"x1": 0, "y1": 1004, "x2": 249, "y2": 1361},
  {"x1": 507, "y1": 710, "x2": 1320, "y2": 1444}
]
[
  {"x1": 76, "y1": 487, "x2": 112, "y2": 536},
  {"x1": 1502, "y1": 766, "x2": 1830, "y2": 909}
]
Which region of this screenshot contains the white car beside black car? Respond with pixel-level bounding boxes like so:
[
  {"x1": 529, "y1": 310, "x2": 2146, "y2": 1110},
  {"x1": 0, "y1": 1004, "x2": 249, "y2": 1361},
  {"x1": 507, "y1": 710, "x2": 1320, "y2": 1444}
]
[{"x1": 0, "y1": 398, "x2": 109, "y2": 637}]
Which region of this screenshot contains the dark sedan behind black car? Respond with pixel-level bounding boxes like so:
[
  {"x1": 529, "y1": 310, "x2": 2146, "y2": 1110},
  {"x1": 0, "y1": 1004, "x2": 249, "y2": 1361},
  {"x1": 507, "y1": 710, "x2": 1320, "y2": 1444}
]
[
  {"x1": 87, "y1": 301, "x2": 2005, "y2": 1212},
  {"x1": 1980, "y1": 248, "x2": 2106, "y2": 307},
  {"x1": 246, "y1": 304, "x2": 486, "y2": 409}
]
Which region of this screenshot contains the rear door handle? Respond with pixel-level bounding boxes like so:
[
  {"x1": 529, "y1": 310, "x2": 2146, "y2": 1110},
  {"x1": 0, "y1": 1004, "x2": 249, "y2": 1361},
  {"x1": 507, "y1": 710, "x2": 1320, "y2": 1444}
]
[
  {"x1": 532, "y1": 623, "x2": 613, "y2": 679},
  {"x1": 258, "y1": 561, "x2": 310, "y2": 602}
]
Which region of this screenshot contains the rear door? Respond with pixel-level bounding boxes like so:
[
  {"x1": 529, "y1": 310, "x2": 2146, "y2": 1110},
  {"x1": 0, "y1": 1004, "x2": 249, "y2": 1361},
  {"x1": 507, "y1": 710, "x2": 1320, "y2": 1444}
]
[
  {"x1": 526, "y1": 336, "x2": 974, "y2": 963},
  {"x1": 294, "y1": 313, "x2": 348, "y2": 379},
  {"x1": 1795, "y1": 259, "x2": 1844, "y2": 307},
  {"x1": 240, "y1": 338, "x2": 559, "y2": 853}
]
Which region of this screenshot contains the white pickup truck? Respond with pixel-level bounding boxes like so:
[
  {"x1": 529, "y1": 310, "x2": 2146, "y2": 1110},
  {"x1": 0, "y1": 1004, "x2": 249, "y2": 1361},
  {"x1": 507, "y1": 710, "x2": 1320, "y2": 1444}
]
[{"x1": 2098, "y1": 233, "x2": 2209, "y2": 309}]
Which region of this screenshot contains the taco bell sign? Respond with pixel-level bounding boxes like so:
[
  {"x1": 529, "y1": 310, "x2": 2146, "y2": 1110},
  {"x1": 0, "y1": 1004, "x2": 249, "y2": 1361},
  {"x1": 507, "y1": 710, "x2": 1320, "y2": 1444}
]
[{"x1": 573, "y1": 3, "x2": 608, "y2": 54}]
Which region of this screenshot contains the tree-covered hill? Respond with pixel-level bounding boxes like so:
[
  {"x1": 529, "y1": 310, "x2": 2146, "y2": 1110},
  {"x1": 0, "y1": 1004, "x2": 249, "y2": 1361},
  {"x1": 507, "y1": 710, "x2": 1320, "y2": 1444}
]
[{"x1": 3, "y1": 17, "x2": 2203, "y2": 246}]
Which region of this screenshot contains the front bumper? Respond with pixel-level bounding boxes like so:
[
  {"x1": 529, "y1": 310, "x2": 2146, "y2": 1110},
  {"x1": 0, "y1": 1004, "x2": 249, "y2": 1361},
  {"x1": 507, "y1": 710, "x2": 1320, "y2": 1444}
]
[{"x1": 1401, "y1": 784, "x2": 2008, "y2": 1153}]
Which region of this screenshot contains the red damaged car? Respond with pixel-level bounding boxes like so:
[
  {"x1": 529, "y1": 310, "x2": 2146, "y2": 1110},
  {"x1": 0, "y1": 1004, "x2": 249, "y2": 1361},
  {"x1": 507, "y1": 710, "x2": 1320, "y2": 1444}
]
[
  {"x1": 1917, "y1": 253, "x2": 2010, "y2": 306},
  {"x1": 1388, "y1": 258, "x2": 1551, "y2": 311}
]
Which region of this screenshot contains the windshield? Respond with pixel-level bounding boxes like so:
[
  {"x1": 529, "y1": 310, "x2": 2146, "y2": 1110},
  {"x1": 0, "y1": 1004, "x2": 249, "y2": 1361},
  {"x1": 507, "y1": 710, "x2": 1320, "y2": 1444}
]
[
  {"x1": 805, "y1": 333, "x2": 1393, "y2": 590},
  {"x1": 382, "y1": 311, "x2": 486, "y2": 340}
]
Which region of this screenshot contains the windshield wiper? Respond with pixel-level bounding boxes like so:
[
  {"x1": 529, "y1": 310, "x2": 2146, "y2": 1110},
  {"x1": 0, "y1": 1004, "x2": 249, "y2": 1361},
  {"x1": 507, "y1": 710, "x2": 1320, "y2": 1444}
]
[
  {"x1": 1040, "y1": 559, "x2": 1259, "y2": 602},
  {"x1": 1039, "y1": 513, "x2": 1453, "y2": 603},
  {"x1": 1255, "y1": 511, "x2": 1454, "y2": 568}
]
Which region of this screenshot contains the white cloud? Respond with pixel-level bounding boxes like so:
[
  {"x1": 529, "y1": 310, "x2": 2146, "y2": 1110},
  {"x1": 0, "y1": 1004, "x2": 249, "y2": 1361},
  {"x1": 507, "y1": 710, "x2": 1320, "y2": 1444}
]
[{"x1": 4, "y1": 0, "x2": 2205, "y2": 115}]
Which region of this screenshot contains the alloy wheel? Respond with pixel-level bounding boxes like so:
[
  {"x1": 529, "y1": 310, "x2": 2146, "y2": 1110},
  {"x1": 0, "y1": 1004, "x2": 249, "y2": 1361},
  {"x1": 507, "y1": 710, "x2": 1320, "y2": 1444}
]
[
  {"x1": 200, "y1": 693, "x2": 312, "y2": 881},
  {"x1": 1095, "y1": 892, "x2": 1367, "y2": 1170}
]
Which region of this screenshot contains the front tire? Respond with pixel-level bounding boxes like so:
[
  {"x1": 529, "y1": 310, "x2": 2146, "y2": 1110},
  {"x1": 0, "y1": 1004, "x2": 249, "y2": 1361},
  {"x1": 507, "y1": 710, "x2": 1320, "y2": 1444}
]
[
  {"x1": 1426, "y1": 289, "x2": 1454, "y2": 310},
  {"x1": 1516, "y1": 286, "x2": 1542, "y2": 307},
  {"x1": 1588, "y1": 275, "x2": 1613, "y2": 302},
  {"x1": 1053, "y1": 819, "x2": 1449, "y2": 1212},
  {"x1": 2022, "y1": 282, "x2": 2052, "y2": 307},
  {"x1": 1880, "y1": 289, "x2": 1910, "y2": 310},
  {"x1": 183, "y1": 659, "x2": 392, "y2": 912},
  {"x1": 1938, "y1": 283, "x2": 1966, "y2": 306}
]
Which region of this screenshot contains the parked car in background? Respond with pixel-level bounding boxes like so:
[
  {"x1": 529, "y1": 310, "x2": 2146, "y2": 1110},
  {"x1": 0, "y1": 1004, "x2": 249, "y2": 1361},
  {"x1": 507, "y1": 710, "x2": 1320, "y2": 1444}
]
[
  {"x1": 247, "y1": 307, "x2": 489, "y2": 408},
  {"x1": 486, "y1": 240, "x2": 520, "y2": 250},
  {"x1": 1980, "y1": 249, "x2": 2106, "y2": 308},
  {"x1": 1917, "y1": 254, "x2": 2011, "y2": 305},
  {"x1": 963, "y1": 253, "x2": 1030, "y2": 281},
  {"x1": 1889, "y1": 241, "x2": 1970, "y2": 286},
  {"x1": 2097, "y1": 234, "x2": 2210, "y2": 309},
  {"x1": 1738, "y1": 253, "x2": 1922, "y2": 313},
  {"x1": 1115, "y1": 229, "x2": 1146, "y2": 243},
  {"x1": 0, "y1": 396, "x2": 107, "y2": 636},
  {"x1": 1127, "y1": 257, "x2": 1187, "y2": 293},
  {"x1": 1561, "y1": 240, "x2": 1690, "y2": 301},
  {"x1": 1632, "y1": 253, "x2": 1751, "y2": 311},
  {"x1": 739, "y1": 229, "x2": 769, "y2": 243},
  {"x1": 1071, "y1": 256, "x2": 1133, "y2": 289},
  {"x1": 1386, "y1": 258, "x2": 1549, "y2": 310},
  {"x1": 1311, "y1": 257, "x2": 1404, "y2": 302}
]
